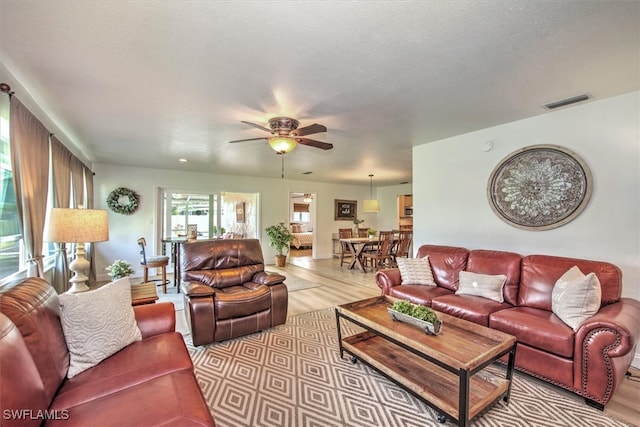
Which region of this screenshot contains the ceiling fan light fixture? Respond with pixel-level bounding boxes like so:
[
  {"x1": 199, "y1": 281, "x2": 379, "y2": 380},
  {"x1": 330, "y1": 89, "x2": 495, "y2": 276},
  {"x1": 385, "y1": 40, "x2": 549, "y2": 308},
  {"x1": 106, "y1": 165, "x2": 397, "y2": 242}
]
[
  {"x1": 268, "y1": 136, "x2": 297, "y2": 154},
  {"x1": 363, "y1": 174, "x2": 380, "y2": 213}
]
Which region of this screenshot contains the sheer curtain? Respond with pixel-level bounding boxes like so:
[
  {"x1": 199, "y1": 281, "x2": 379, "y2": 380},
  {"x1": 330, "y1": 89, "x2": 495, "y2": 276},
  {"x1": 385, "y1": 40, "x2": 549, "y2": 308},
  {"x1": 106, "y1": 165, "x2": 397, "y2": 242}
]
[
  {"x1": 9, "y1": 96, "x2": 50, "y2": 277},
  {"x1": 50, "y1": 136, "x2": 72, "y2": 292}
]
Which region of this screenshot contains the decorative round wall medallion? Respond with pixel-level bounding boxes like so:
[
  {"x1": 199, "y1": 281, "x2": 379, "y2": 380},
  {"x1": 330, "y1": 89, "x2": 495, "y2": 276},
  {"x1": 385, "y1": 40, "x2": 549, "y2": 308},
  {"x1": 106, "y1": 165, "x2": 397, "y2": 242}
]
[
  {"x1": 106, "y1": 187, "x2": 140, "y2": 215},
  {"x1": 487, "y1": 145, "x2": 592, "y2": 230}
]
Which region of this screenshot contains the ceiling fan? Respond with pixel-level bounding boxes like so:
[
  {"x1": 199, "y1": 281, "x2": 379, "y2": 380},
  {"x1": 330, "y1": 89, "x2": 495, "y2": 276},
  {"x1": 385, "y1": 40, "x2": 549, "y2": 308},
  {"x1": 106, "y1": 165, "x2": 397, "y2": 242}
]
[
  {"x1": 229, "y1": 117, "x2": 333, "y2": 154},
  {"x1": 292, "y1": 193, "x2": 313, "y2": 202}
]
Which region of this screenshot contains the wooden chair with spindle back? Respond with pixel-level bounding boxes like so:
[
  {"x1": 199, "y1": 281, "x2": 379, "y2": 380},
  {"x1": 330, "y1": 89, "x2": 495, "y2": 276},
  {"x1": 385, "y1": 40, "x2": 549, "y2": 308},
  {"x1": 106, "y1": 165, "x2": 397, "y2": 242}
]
[{"x1": 137, "y1": 237, "x2": 170, "y2": 293}]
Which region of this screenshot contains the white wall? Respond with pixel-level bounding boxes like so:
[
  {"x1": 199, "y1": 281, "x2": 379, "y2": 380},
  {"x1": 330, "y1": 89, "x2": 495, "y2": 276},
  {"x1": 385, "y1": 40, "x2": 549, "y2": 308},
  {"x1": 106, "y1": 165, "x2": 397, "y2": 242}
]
[
  {"x1": 92, "y1": 163, "x2": 382, "y2": 281},
  {"x1": 413, "y1": 91, "x2": 639, "y2": 364}
]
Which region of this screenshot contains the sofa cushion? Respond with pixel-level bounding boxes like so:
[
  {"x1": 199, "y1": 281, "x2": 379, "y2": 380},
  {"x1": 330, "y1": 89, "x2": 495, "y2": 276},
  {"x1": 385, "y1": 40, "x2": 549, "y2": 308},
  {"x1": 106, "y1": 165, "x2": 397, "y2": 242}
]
[
  {"x1": 58, "y1": 277, "x2": 142, "y2": 378},
  {"x1": 47, "y1": 370, "x2": 214, "y2": 427},
  {"x1": 467, "y1": 249, "x2": 521, "y2": 306},
  {"x1": 490, "y1": 306, "x2": 574, "y2": 358},
  {"x1": 397, "y1": 257, "x2": 436, "y2": 286},
  {"x1": 0, "y1": 313, "x2": 48, "y2": 427},
  {"x1": 519, "y1": 255, "x2": 621, "y2": 310},
  {"x1": 213, "y1": 283, "x2": 272, "y2": 319},
  {"x1": 181, "y1": 239, "x2": 265, "y2": 289},
  {"x1": 388, "y1": 285, "x2": 453, "y2": 307},
  {"x1": 431, "y1": 294, "x2": 512, "y2": 326},
  {"x1": 552, "y1": 266, "x2": 602, "y2": 331},
  {"x1": 0, "y1": 277, "x2": 69, "y2": 404},
  {"x1": 415, "y1": 245, "x2": 468, "y2": 291},
  {"x1": 456, "y1": 271, "x2": 507, "y2": 303},
  {"x1": 50, "y1": 332, "x2": 192, "y2": 411}
]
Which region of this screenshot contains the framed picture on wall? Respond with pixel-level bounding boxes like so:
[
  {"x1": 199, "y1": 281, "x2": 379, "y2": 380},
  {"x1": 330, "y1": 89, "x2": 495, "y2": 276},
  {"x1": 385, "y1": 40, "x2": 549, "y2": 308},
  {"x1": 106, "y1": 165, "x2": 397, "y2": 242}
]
[
  {"x1": 235, "y1": 202, "x2": 246, "y2": 223},
  {"x1": 334, "y1": 199, "x2": 357, "y2": 221}
]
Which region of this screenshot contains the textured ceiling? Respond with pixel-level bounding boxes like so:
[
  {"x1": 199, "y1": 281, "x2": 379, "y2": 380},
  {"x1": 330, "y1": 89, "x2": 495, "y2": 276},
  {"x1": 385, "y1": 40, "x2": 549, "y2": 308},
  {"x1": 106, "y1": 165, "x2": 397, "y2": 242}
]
[{"x1": 1, "y1": 1, "x2": 638, "y2": 185}]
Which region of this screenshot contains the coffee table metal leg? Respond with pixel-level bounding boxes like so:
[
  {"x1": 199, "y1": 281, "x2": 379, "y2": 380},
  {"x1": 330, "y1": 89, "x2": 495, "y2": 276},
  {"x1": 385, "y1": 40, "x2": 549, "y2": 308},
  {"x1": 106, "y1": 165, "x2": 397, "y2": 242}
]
[
  {"x1": 459, "y1": 369, "x2": 470, "y2": 427},
  {"x1": 504, "y1": 345, "x2": 517, "y2": 403},
  {"x1": 335, "y1": 309, "x2": 344, "y2": 359}
]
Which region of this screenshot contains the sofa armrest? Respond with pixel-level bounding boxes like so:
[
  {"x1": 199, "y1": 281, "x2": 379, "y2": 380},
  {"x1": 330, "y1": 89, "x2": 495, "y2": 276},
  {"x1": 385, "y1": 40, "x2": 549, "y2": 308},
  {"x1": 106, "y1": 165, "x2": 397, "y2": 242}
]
[
  {"x1": 134, "y1": 302, "x2": 176, "y2": 338},
  {"x1": 253, "y1": 271, "x2": 286, "y2": 286},
  {"x1": 375, "y1": 268, "x2": 402, "y2": 295},
  {"x1": 181, "y1": 281, "x2": 216, "y2": 297},
  {"x1": 574, "y1": 298, "x2": 640, "y2": 404}
]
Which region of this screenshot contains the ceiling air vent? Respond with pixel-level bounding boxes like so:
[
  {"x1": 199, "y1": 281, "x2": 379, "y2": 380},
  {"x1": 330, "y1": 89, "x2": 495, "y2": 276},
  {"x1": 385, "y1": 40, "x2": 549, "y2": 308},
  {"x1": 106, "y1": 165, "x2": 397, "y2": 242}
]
[{"x1": 544, "y1": 94, "x2": 591, "y2": 110}]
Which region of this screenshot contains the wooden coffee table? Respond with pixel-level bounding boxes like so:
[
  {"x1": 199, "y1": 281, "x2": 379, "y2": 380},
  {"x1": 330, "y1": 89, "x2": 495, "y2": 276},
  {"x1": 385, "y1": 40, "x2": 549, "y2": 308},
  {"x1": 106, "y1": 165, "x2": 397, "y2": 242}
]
[{"x1": 335, "y1": 296, "x2": 516, "y2": 427}]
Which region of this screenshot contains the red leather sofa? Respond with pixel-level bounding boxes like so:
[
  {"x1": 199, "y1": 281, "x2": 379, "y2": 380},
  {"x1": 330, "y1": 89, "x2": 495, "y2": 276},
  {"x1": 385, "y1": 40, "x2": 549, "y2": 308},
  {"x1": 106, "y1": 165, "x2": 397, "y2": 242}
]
[
  {"x1": 0, "y1": 277, "x2": 215, "y2": 426},
  {"x1": 375, "y1": 244, "x2": 640, "y2": 409}
]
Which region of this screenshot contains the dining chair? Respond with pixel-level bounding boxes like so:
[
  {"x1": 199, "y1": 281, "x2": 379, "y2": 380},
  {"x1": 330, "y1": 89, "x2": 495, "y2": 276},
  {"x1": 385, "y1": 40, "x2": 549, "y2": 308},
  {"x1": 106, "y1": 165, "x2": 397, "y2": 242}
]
[
  {"x1": 338, "y1": 228, "x2": 355, "y2": 266},
  {"x1": 357, "y1": 228, "x2": 369, "y2": 238},
  {"x1": 361, "y1": 231, "x2": 394, "y2": 271},
  {"x1": 391, "y1": 230, "x2": 413, "y2": 267},
  {"x1": 137, "y1": 237, "x2": 170, "y2": 293}
]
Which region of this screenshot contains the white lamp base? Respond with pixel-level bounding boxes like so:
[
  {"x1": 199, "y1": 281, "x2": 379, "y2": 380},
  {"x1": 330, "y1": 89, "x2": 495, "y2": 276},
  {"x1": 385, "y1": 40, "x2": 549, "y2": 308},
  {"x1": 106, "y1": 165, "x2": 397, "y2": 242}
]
[{"x1": 67, "y1": 243, "x2": 90, "y2": 293}]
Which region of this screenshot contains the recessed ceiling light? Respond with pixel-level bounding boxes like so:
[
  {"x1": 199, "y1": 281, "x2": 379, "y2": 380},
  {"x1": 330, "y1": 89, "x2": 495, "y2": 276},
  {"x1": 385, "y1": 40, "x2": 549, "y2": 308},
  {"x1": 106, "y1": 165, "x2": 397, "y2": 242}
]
[{"x1": 178, "y1": 158, "x2": 187, "y2": 162}]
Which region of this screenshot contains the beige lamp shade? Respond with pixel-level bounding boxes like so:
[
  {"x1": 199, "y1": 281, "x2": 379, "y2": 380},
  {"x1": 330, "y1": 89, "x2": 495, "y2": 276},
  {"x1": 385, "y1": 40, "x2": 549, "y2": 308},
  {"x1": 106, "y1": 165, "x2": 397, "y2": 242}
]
[
  {"x1": 268, "y1": 137, "x2": 297, "y2": 154},
  {"x1": 363, "y1": 199, "x2": 380, "y2": 212},
  {"x1": 44, "y1": 208, "x2": 109, "y2": 243}
]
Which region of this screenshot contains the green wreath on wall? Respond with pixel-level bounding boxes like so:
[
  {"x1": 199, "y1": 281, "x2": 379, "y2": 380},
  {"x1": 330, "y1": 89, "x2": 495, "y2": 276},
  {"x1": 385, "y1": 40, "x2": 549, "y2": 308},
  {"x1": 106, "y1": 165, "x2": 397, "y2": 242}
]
[{"x1": 106, "y1": 187, "x2": 139, "y2": 215}]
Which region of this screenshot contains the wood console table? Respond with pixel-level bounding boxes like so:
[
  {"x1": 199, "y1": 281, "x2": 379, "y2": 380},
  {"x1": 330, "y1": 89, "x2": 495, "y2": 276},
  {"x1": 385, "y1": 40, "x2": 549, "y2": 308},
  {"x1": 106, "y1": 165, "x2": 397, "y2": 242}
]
[{"x1": 335, "y1": 296, "x2": 516, "y2": 427}]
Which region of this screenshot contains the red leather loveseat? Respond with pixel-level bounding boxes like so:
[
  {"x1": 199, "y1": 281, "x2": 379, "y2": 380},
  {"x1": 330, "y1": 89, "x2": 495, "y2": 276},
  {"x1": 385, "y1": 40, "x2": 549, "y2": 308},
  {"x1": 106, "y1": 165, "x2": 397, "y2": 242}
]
[
  {"x1": 0, "y1": 277, "x2": 215, "y2": 426},
  {"x1": 375, "y1": 244, "x2": 640, "y2": 409}
]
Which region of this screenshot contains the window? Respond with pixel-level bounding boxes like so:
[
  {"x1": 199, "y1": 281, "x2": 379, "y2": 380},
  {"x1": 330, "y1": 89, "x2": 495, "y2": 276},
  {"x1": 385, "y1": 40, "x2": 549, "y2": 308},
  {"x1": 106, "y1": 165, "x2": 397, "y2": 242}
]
[
  {"x1": 0, "y1": 95, "x2": 22, "y2": 280},
  {"x1": 165, "y1": 192, "x2": 217, "y2": 238},
  {"x1": 160, "y1": 189, "x2": 259, "y2": 241}
]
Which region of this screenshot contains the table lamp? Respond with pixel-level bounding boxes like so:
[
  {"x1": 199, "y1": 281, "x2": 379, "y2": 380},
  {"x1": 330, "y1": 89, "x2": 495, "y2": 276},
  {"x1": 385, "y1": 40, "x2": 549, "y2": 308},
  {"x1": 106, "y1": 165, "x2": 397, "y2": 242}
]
[{"x1": 44, "y1": 208, "x2": 109, "y2": 293}]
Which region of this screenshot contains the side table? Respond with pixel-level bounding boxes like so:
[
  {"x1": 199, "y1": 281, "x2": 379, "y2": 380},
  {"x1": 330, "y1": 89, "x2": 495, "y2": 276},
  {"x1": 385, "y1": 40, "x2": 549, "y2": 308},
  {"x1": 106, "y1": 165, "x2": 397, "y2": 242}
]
[{"x1": 130, "y1": 282, "x2": 159, "y2": 306}]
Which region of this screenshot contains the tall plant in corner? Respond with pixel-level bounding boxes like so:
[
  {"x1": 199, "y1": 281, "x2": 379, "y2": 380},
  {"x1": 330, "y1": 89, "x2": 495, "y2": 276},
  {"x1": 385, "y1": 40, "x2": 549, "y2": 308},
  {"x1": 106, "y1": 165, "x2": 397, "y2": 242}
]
[{"x1": 265, "y1": 222, "x2": 293, "y2": 267}]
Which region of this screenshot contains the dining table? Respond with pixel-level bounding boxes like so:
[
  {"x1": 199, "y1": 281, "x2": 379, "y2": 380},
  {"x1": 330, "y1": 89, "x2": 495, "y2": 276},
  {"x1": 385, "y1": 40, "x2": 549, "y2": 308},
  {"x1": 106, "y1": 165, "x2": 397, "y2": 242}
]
[
  {"x1": 161, "y1": 237, "x2": 188, "y2": 289},
  {"x1": 338, "y1": 237, "x2": 381, "y2": 273}
]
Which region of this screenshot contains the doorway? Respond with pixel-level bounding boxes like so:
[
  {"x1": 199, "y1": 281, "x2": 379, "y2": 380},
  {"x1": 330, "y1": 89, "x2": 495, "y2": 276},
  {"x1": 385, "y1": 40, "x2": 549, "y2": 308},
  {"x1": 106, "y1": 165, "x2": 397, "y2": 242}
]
[{"x1": 289, "y1": 191, "x2": 316, "y2": 260}]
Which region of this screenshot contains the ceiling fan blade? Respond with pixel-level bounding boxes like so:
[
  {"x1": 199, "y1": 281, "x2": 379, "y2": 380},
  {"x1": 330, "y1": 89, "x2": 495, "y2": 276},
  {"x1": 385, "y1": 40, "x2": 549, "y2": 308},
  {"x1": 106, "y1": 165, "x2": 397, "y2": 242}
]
[
  {"x1": 241, "y1": 120, "x2": 272, "y2": 133},
  {"x1": 295, "y1": 138, "x2": 333, "y2": 150},
  {"x1": 293, "y1": 123, "x2": 327, "y2": 137},
  {"x1": 229, "y1": 137, "x2": 269, "y2": 143}
]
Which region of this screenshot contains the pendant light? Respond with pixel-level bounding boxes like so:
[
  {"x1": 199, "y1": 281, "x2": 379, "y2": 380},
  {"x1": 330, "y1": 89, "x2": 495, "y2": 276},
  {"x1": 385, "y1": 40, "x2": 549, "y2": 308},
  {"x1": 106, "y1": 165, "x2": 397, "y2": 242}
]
[{"x1": 363, "y1": 174, "x2": 380, "y2": 212}]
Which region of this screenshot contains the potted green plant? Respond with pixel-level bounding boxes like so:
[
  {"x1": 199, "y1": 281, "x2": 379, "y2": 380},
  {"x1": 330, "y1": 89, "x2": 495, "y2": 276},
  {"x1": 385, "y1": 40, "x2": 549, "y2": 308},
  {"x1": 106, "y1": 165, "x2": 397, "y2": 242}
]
[
  {"x1": 265, "y1": 222, "x2": 293, "y2": 267},
  {"x1": 389, "y1": 300, "x2": 443, "y2": 335},
  {"x1": 352, "y1": 216, "x2": 365, "y2": 235},
  {"x1": 105, "y1": 259, "x2": 135, "y2": 280}
]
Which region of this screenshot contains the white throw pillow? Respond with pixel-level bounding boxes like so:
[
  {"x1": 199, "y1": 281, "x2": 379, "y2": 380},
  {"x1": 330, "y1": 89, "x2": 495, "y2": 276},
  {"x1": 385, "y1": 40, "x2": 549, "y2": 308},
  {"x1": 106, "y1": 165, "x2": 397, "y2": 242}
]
[
  {"x1": 456, "y1": 271, "x2": 507, "y2": 303},
  {"x1": 397, "y1": 257, "x2": 436, "y2": 286},
  {"x1": 552, "y1": 266, "x2": 602, "y2": 331},
  {"x1": 59, "y1": 277, "x2": 142, "y2": 378}
]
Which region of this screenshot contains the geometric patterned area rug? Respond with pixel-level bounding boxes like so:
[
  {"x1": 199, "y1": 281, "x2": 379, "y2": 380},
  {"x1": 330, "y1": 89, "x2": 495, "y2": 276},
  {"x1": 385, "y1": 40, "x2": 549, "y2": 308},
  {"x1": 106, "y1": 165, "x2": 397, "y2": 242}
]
[{"x1": 187, "y1": 308, "x2": 632, "y2": 427}]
